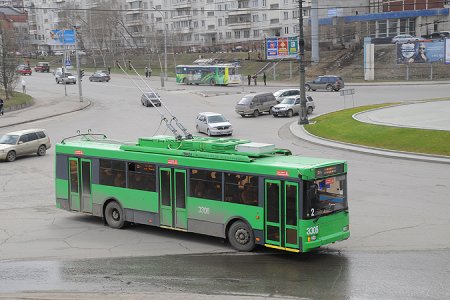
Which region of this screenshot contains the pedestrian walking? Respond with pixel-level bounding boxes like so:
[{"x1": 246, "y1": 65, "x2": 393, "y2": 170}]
[
  {"x1": 263, "y1": 72, "x2": 266, "y2": 86},
  {"x1": 21, "y1": 79, "x2": 26, "y2": 94},
  {"x1": 148, "y1": 67, "x2": 152, "y2": 77},
  {"x1": 247, "y1": 74, "x2": 251, "y2": 86},
  {"x1": 145, "y1": 67, "x2": 149, "y2": 78},
  {"x1": 107, "y1": 66, "x2": 111, "y2": 74},
  {"x1": 128, "y1": 60, "x2": 132, "y2": 70},
  {"x1": 252, "y1": 74, "x2": 257, "y2": 86},
  {"x1": 0, "y1": 98, "x2": 4, "y2": 116}
]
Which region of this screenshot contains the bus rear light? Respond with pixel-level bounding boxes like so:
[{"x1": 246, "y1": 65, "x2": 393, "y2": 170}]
[
  {"x1": 343, "y1": 225, "x2": 349, "y2": 232},
  {"x1": 311, "y1": 236, "x2": 317, "y2": 241},
  {"x1": 256, "y1": 237, "x2": 260, "y2": 242},
  {"x1": 148, "y1": 219, "x2": 153, "y2": 224},
  {"x1": 256, "y1": 215, "x2": 260, "y2": 220}
]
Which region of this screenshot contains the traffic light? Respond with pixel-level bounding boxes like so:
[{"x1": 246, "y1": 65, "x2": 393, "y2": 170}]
[{"x1": 79, "y1": 69, "x2": 84, "y2": 81}]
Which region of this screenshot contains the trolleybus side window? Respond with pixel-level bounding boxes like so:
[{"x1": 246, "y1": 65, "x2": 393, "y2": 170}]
[
  {"x1": 224, "y1": 173, "x2": 258, "y2": 206},
  {"x1": 99, "y1": 159, "x2": 126, "y2": 188},
  {"x1": 128, "y1": 162, "x2": 156, "y2": 192},
  {"x1": 190, "y1": 169, "x2": 222, "y2": 201}
]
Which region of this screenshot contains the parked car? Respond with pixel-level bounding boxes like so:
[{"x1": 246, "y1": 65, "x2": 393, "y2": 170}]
[
  {"x1": 391, "y1": 34, "x2": 421, "y2": 44},
  {"x1": 34, "y1": 62, "x2": 50, "y2": 72},
  {"x1": 53, "y1": 51, "x2": 64, "y2": 56},
  {"x1": 305, "y1": 75, "x2": 344, "y2": 92},
  {"x1": 235, "y1": 92, "x2": 278, "y2": 117},
  {"x1": 16, "y1": 65, "x2": 32, "y2": 76},
  {"x1": 273, "y1": 89, "x2": 300, "y2": 103},
  {"x1": 56, "y1": 72, "x2": 76, "y2": 84},
  {"x1": 0, "y1": 129, "x2": 51, "y2": 162},
  {"x1": 89, "y1": 72, "x2": 110, "y2": 82},
  {"x1": 422, "y1": 31, "x2": 450, "y2": 40},
  {"x1": 271, "y1": 95, "x2": 315, "y2": 117},
  {"x1": 140, "y1": 92, "x2": 161, "y2": 107},
  {"x1": 195, "y1": 112, "x2": 233, "y2": 136}
]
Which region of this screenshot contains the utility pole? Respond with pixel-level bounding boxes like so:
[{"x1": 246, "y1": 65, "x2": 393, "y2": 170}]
[
  {"x1": 298, "y1": 0, "x2": 309, "y2": 125},
  {"x1": 74, "y1": 25, "x2": 83, "y2": 102}
]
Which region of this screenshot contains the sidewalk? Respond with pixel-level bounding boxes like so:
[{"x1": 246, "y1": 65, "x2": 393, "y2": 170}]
[{"x1": 0, "y1": 95, "x2": 90, "y2": 129}]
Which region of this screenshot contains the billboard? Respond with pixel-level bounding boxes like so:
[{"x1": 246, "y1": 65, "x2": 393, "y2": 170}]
[
  {"x1": 50, "y1": 29, "x2": 75, "y2": 45},
  {"x1": 266, "y1": 36, "x2": 299, "y2": 60},
  {"x1": 445, "y1": 38, "x2": 450, "y2": 64},
  {"x1": 396, "y1": 41, "x2": 445, "y2": 64}
]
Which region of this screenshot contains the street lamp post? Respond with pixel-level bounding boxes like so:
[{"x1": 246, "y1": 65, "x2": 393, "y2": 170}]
[
  {"x1": 298, "y1": 0, "x2": 309, "y2": 125},
  {"x1": 153, "y1": 7, "x2": 167, "y2": 82}
]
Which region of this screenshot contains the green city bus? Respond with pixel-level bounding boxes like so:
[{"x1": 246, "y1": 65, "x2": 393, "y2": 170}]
[
  {"x1": 175, "y1": 64, "x2": 241, "y2": 86},
  {"x1": 55, "y1": 134, "x2": 349, "y2": 253}
]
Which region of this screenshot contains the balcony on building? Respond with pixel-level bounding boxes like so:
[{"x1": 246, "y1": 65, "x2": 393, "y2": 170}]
[
  {"x1": 126, "y1": 19, "x2": 143, "y2": 26},
  {"x1": 228, "y1": 14, "x2": 252, "y2": 28},
  {"x1": 126, "y1": 9, "x2": 142, "y2": 16},
  {"x1": 175, "y1": 27, "x2": 194, "y2": 34},
  {"x1": 172, "y1": 9, "x2": 192, "y2": 20},
  {"x1": 172, "y1": 0, "x2": 192, "y2": 9},
  {"x1": 228, "y1": 0, "x2": 252, "y2": 16}
]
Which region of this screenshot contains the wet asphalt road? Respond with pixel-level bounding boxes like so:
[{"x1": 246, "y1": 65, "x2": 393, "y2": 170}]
[{"x1": 1, "y1": 250, "x2": 449, "y2": 299}]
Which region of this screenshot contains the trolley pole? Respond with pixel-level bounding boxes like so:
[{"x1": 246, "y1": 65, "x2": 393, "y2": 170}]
[
  {"x1": 74, "y1": 25, "x2": 83, "y2": 102},
  {"x1": 298, "y1": 0, "x2": 309, "y2": 125}
]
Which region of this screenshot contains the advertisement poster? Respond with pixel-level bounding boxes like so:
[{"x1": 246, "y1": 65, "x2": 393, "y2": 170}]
[
  {"x1": 445, "y1": 38, "x2": 450, "y2": 64},
  {"x1": 266, "y1": 36, "x2": 299, "y2": 60},
  {"x1": 278, "y1": 38, "x2": 288, "y2": 56},
  {"x1": 266, "y1": 38, "x2": 278, "y2": 59},
  {"x1": 396, "y1": 41, "x2": 444, "y2": 64}
]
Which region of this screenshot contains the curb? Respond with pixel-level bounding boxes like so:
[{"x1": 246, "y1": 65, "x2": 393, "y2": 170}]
[
  {"x1": 0, "y1": 98, "x2": 92, "y2": 129},
  {"x1": 289, "y1": 122, "x2": 450, "y2": 164},
  {"x1": 3, "y1": 100, "x2": 34, "y2": 113}
]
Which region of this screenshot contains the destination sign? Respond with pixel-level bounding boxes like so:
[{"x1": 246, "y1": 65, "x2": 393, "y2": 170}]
[{"x1": 315, "y1": 164, "x2": 344, "y2": 177}]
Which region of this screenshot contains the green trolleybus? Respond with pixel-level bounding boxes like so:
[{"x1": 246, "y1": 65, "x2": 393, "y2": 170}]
[
  {"x1": 55, "y1": 134, "x2": 349, "y2": 252},
  {"x1": 175, "y1": 64, "x2": 241, "y2": 86}
]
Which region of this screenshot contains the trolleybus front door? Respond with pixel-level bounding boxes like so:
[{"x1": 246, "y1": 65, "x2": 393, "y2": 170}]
[
  {"x1": 264, "y1": 180, "x2": 299, "y2": 251},
  {"x1": 68, "y1": 158, "x2": 92, "y2": 213},
  {"x1": 159, "y1": 168, "x2": 187, "y2": 230}
]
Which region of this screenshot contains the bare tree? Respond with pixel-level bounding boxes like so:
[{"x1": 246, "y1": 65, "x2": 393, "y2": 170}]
[{"x1": 0, "y1": 23, "x2": 20, "y2": 100}]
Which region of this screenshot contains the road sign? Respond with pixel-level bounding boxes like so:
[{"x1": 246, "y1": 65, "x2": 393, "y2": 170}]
[
  {"x1": 65, "y1": 59, "x2": 71, "y2": 67},
  {"x1": 340, "y1": 89, "x2": 355, "y2": 96},
  {"x1": 50, "y1": 29, "x2": 75, "y2": 45}
]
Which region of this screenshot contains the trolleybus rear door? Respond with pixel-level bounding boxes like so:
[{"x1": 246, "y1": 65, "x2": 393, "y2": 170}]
[
  {"x1": 264, "y1": 180, "x2": 299, "y2": 251},
  {"x1": 159, "y1": 168, "x2": 187, "y2": 230},
  {"x1": 68, "y1": 158, "x2": 92, "y2": 213},
  {"x1": 69, "y1": 158, "x2": 80, "y2": 211}
]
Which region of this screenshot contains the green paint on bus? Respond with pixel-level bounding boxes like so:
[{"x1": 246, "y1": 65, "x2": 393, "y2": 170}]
[{"x1": 55, "y1": 134, "x2": 349, "y2": 253}]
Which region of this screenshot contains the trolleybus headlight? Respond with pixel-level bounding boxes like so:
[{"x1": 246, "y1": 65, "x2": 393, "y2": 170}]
[{"x1": 343, "y1": 225, "x2": 349, "y2": 232}]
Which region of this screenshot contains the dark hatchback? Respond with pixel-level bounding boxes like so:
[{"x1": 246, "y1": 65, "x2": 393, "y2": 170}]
[
  {"x1": 141, "y1": 92, "x2": 161, "y2": 107},
  {"x1": 89, "y1": 72, "x2": 110, "y2": 82}
]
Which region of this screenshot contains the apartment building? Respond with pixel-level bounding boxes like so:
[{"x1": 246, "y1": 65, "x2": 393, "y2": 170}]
[{"x1": 21, "y1": 0, "x2": 450, "y2": 54}]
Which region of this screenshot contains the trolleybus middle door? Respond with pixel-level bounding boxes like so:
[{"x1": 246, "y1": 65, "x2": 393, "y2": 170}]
[
  {"x1": 264, "y1": 180, "x2": 300, "y2": 250},
  {"x1": 159, "y1": 168, "x2": 187, "y2": 230}
]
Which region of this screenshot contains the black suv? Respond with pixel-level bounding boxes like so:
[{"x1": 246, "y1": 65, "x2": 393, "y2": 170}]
[{"x1": 305, "y1": 75, "x2": 344, "y2": 92}]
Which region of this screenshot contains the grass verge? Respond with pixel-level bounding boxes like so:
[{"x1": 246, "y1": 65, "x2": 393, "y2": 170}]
[
  {"x1": 304, "y1": 103, "x2": 450, "y2": 157},
  {"x1": 1, "y1": 91, "x2": 33, "y2": 109}
]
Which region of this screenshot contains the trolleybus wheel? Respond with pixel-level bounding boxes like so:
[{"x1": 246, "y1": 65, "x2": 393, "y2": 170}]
[
  {"x1": 210, "y1": 79, "x2": 216, "y2": 86},
  {"x1": 227, "y1": 221, "x2": 255, "y2": 252},
  {"x1": 105, "y1": 201, "x2": 125, "y2": 229}
]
